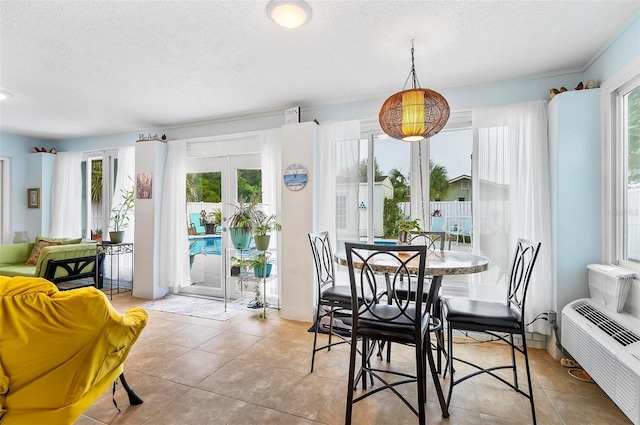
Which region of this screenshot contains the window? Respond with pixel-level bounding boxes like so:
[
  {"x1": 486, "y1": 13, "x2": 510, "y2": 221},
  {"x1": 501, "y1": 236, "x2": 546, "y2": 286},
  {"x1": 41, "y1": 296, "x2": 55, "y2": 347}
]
[
  {"x1": 603, "y1": 57, "x2": 640, "y2": 273},
  {"x1": 336, "y1": 194, "x2": 347, "y2": 230},
  {"x1": 81, "y1": 152, "x2": 117, "y2": 241},
  {"x1": 461, "y1": 180, "x2": 470, "y2": 190},
  {"x1": 621, "y1": 81, "x2": 640, "y2": 263}
]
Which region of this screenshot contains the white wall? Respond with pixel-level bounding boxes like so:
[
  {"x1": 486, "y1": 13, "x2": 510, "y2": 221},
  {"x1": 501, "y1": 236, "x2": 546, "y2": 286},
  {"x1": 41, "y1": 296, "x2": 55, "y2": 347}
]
[
  {"x1": 0, "y1": 134, "x2": 52, "y2": 242},
  {"x1": 280, "y1": 122, "x2": 316, "y2": 321}
]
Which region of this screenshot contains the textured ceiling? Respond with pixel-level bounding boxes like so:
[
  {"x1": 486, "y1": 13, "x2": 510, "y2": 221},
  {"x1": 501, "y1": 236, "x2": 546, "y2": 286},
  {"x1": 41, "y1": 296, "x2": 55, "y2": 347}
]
[{"x1": 1, "y1": 1, "x2": 639, "y2": 140}]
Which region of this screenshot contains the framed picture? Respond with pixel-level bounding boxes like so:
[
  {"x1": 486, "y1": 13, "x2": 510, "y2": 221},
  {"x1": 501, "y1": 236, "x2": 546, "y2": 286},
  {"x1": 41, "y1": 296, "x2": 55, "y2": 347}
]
[
  {"x1": 27, "y1": 188, "x2": 40, "y2": 208},
  {"x1": 136, "y1": 172, "x2": 152, "y2": 199}
]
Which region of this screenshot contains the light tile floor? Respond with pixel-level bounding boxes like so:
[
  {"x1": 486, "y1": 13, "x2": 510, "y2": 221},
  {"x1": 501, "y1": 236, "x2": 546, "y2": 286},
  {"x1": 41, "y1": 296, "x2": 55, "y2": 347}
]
[{"x1": 76, "y1": 293, "x2": 632, "y2": 425}]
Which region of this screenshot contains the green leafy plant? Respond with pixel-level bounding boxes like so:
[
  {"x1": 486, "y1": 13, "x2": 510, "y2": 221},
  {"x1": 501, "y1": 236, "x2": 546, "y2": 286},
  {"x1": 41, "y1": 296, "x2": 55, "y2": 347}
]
[
  {"x1": 397, "y1": 217, "x2": 422, "y2": 233},
  {"x1": 200, "y1": 208, "x2": 222, "y2": 225},
  {"x1": 253, "y1": 213, "x2": 281, "y2": 236},
  {"x1": 110, "y1": 186, "x2": 135, "y2": 231},
  {"x1": 248, "y1": 252, "x2": 272, "y2": 268},
  {"x1": 227, "y1": 196, "x2": 261, "y2": 233}
]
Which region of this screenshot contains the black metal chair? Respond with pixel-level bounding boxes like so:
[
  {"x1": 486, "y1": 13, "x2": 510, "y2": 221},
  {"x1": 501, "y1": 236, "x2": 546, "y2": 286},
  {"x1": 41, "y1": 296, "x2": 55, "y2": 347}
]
[
  {"x1": 443, "y1": 238, "x2": 541, "y2": 424},
  {"x1": 308, "y1": 232, "x2": 372, "y2": 374},
  {"x1": 386, "y1": 231, "x2": 446, "y2": 370},
  {"x1": 344, "y1": 242, "x2": 449, "y2": 425}
]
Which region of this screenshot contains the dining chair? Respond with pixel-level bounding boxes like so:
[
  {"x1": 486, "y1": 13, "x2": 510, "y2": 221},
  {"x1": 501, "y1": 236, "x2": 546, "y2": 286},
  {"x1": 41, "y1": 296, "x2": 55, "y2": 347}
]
[
  {"x1": 344, "y1": 242, "x2": 449, "y2": 425},
  {"x1": 308, "y1": 232, "x2": 373, "y2": 374},
  {"x1": 443, "y1": 238, "x2": 541, "y2": 424},
  {"x1": 385, "y1": 231, "x2": 446, "y2": 372}
]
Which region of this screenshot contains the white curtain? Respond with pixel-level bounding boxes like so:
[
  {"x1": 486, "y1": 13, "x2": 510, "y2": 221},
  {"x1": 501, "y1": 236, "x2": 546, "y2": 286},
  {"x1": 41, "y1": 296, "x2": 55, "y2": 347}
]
[
  {"x1": 317, "y1": 120, "x2": 360, "y2": 251},
  {"x1": 50, "y1": 151, "x2": 82, "y2": 238},
  {"x1": 160, "y1": 140, "x2": 192, "y2": 288},
  {"x1": 472, "y1": 100, "x2": 552, "y2": 334},
  {"x1": 106, "y1": 146, "x2": 135, "y2": 281},
  {"x1": 260, "y1": 128, "x2": 282, "y2": 249}
]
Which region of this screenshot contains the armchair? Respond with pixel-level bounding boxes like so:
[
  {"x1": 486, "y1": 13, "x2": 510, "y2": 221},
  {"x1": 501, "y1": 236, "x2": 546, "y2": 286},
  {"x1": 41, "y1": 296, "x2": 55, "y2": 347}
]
[{"x1": 0, "y1": 276, "x2": 147, "y2": 424}]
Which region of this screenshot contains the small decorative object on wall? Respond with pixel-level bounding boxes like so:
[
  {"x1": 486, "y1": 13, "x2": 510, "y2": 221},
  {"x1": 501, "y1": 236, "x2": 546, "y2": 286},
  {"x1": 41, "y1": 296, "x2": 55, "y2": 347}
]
[
  {"x1": 585, "y1": 80, "x2": 597, "y2": 89},
  {"x1": 283, "y1": 163, "x2": 308, "y2": 191},
  {"x1": 284, "y1": 106, "x2": 300, "y2": 125},
  {"x1": 136, "y1": 133, "x2": 161, "y2": 142},
  {"x1": 136, "y1": 173, "x2": 152, "y2": 199},
  {"x1": 575, "y1": 81, "x2": 584, "y2": 90},
  {"x1": 27, "y1": 188, "x2": 40, "y2": 209}
]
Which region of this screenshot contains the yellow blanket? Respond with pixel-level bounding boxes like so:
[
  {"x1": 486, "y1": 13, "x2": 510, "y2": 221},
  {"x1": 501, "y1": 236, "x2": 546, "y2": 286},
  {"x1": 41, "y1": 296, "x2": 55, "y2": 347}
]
[{"x1": 0, "y1": 276, "x2": 147, "y2": 424}]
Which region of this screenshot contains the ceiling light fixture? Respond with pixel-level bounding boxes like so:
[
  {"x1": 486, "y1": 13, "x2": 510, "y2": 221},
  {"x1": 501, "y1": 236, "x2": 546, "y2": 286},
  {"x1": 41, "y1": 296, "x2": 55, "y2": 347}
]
[
  {"x1": 0, "y1": 90, "x2": 12, "y2": 101},
  {"x1": 267, "y1": 1, "x2": 311, "y2": 29},
  {"x1": 379, "y1": 41, "x2": 450, "y2": 141}
]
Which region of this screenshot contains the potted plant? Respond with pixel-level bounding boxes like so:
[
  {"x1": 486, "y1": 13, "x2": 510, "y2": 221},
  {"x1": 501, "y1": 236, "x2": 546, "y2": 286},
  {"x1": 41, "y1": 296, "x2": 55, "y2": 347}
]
[
  {"x1": 200, "y1": 208, "x2": 221, "y2": 234},
  {"x1": 109, "y1": 186, "x2": 134, "y2": 244},
  {"x1": 227, "y1": 197, "x2": 261, "y2": 249},
  {"x1": 253, "y1": 212, "x2": 281, "y2": 251},
  {"x1": 397, "y1": 217, "x2": 421, "y2": 245},
  {"x1": 230, "y1": 256, "x2": 250, "y2": 277},
  {"x1": 249, "y1": 252, "x2": 273, "y2": 278}
]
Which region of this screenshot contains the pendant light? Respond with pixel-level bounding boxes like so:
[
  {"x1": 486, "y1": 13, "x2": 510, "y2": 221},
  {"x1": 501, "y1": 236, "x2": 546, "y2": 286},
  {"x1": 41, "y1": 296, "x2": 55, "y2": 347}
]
[{"x1": 379, "y1": 41, "x2": 450, "y2": 141}]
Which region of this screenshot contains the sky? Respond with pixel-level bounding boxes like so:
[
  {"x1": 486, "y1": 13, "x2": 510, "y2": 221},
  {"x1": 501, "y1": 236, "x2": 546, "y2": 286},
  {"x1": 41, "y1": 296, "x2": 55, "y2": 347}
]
[{"x1": 370, "y1": 128, "x2": 472, "y2": 181}]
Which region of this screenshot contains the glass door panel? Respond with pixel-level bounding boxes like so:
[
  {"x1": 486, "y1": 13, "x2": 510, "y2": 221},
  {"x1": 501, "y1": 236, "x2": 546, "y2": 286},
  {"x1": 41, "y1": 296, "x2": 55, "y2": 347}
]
[{"x1": 181, "y1": 154, "x2": 262, "y2": 300}]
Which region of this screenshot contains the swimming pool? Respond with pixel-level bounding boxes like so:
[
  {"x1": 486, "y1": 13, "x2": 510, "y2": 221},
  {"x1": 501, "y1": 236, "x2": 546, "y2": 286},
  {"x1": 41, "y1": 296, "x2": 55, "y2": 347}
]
[
  {"x1": 189, "y1": 235, "x2": 222, "y2": 255},
  {"x1": 189, "y1": 235, "x2": 258, "y2": 256},
  {"x1": 359, "y1": 239, "x2": 398, "y2": 246}
]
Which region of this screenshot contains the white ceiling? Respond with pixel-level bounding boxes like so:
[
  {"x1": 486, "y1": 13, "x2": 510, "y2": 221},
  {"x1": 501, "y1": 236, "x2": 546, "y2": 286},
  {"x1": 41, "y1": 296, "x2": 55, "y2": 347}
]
[{"x1": 1, "y1": 1, "x2": 638, "y2": 140}]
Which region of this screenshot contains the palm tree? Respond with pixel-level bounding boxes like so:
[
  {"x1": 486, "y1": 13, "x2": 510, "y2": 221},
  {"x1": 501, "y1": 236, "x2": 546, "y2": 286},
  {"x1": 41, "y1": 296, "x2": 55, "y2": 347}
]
[{"x1": 430, "y1": 160, "x2": 449, "y2": 200}]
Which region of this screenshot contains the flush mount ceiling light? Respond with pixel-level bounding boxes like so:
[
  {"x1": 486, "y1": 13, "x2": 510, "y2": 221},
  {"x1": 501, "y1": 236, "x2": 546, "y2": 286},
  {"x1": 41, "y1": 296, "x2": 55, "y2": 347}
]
[
  {"x1": 0, "y1": 90, "x2": 12, "y2": 101},
  {"x1": 267, "y1": 1, "x2": 311, "y2": 29},
  {"x1": 379, "y1": 41, "x2": 450, "y2": 141}
]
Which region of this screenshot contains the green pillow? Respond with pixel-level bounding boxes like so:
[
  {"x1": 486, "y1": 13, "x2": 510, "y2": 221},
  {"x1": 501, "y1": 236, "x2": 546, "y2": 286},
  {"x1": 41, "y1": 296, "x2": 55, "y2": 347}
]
[{"x1": 35, "y1": 236, "x2": 83, "y2": 245}]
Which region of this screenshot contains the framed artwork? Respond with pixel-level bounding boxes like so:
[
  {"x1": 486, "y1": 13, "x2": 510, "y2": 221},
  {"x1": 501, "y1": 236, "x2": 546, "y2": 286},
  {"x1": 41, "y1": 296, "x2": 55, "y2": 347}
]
[
  {"x1": 27, "y1": 188, "x2": 40, "y2": 208},
  {"x1": 136, "y1": 173, "x2": 152, "y2": 199}
]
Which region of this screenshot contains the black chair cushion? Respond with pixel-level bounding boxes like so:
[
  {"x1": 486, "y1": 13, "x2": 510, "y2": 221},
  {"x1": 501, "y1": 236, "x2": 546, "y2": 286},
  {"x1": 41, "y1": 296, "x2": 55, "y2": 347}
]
[
  {"x1": 321, "y1": 285, "x2": 373, "y2": 306},
  {"x1": 357, "y1": 304, "x2": 429, "y2": 343},
  {"x1": 444, "y1": 297, "x2": 522, "y2": 332}
]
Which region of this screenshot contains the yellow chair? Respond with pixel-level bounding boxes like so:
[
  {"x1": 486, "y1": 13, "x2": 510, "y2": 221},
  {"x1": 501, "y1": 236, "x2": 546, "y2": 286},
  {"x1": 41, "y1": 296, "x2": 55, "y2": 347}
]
[{"x1": 0, "y1": 276, "x2": 148, "y2": 424}]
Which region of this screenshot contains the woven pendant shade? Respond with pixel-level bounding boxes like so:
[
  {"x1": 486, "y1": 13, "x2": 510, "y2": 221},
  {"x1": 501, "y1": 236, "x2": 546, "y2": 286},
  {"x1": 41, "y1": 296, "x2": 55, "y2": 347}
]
[
  {"x1": 379, "y1": 42, "x2": 450, "y2": 141},
  {"x1": 379, "y1": 88, "x2": 450, "y2": 141}
]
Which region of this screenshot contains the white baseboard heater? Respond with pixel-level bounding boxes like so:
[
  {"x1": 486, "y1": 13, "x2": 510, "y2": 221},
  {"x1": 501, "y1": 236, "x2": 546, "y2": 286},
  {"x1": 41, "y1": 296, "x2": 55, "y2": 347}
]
[{"x1": 562, "y1": 263, "x2": 640, "y2": 425}]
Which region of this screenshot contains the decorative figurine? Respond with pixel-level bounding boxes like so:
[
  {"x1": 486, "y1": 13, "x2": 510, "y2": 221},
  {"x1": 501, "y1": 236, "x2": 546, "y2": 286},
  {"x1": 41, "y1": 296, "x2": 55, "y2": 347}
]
[
  {"x1": 40, "y1": 147, "x2": 47, "y2": 152},
  {"x1": 586, "y1": 80, "x2": 597, "y2": 89},
  {"x1": 575, "y1": 82, "x2": 584, "y2": 90},
  {"x1": 161, "y1": 134, "x2": 166, "y2": 141},
  {"x1": 49, "y1": 148, "x2": 57, "y2": 154},
  {"x1": 559, "y1": 87, "x2": 567, "y2": 93},
  {"x1": 33, "y1": 147, "x2": 40, "y2": 153},
  {"x1": 549, "y1": 88, "x2": 560, "y2": 99}
]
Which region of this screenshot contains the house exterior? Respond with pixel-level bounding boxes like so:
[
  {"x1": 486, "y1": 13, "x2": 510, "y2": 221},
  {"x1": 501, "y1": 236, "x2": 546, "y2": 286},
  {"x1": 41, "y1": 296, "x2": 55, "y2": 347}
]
[
  {"x1": 357, "y1": 175, "x2": 394, "y2": 237},
  {"x1": 445, "y1": 175, "x2": 472, "y2": 202}
]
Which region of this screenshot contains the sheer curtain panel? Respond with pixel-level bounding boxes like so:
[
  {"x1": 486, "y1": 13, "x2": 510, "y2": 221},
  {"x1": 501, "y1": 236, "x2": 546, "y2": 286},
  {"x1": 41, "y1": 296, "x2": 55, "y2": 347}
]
[
  {"x1": 107, "y1": 146, "x2": 135, "y2": 281},
  {"x1": 260, "y1": 128, "x2": 282, "y2": 249},
  {"x1": 472, "y1": 101, "x2": 552, "y2": 334},
  {"x1": 50, "y1": 151, "x2": 82, "y2": 238},
  {"x1": 317, "y1": 120, "x2": 360, "y2": 251},
  {"x1": 160, "y1": 140, "x2": 192, "y2": 289}
]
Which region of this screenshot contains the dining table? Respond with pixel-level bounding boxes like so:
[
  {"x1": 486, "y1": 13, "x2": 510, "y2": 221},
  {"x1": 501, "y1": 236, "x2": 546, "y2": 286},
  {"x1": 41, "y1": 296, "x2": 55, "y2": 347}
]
[
  {"x1": 333, "y1": 245, "x2": 491, "y2": 419},
  {"x1": 334, "y1": 246, "x2": 490, "y2": 279}
]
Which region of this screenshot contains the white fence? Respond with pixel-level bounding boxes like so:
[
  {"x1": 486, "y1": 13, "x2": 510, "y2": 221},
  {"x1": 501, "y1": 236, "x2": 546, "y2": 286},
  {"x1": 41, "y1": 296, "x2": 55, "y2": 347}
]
[{"x1": 429, "y1": 201, "x2": 472, "y2": 231}]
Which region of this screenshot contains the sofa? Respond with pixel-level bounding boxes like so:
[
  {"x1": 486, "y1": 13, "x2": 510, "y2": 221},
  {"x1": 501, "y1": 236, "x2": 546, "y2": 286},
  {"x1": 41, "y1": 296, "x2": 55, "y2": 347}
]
[
  {"x1": 0, "y1": 276, "x2": 148, "y2": 424},
  {"x1": 0, "y1": 237, "x2": 103, "y2": 288}
]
